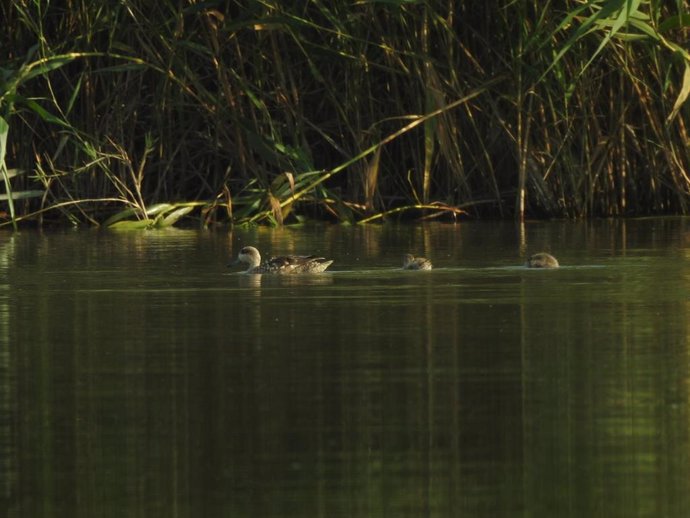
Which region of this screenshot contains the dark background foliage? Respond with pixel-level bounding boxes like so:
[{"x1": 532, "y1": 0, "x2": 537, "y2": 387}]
[{"x1": 1, "y1": 1, "x2": 689, "y2": 226}]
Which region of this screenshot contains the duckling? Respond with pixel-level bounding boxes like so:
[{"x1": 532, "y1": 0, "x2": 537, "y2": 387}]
[
  {"x1": 232, "y1": 246, "x2": 333, "y2": 274},
  {"x1": 525, "y1": 252, "x2": 559, "y2": 269},
  {"x1": 402, "y1": 253, "x2": 433, "y2": 270}
]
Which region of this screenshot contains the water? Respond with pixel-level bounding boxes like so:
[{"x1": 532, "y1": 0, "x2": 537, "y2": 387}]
[{"x1": 1, "y1": 219, "x2": 690, "y2": 517}]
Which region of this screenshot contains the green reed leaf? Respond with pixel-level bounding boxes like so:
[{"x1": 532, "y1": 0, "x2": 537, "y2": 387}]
[
  {"x1": 0, "y1": 189, "x2": 44, "y2": 200},
  {"x1": 158, "y1": 206, "x2": 194, "y2": 227}
]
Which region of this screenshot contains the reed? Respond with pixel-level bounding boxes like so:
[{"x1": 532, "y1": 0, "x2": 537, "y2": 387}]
[{"x1": 1, "y1": 1, "x2": 690, "y2": 227}]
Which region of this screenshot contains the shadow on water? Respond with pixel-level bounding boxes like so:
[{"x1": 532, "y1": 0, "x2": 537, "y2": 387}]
[{"x1": 2, "y1": 219, "x2": 690, "y2": 516}]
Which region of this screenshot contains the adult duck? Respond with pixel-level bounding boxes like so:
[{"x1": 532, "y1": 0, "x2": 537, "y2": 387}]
[{"x1": 232, "y1": 246, "x2": 333, "y2": 274}]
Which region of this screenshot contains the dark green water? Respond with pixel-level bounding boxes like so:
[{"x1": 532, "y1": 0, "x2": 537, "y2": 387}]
[{"x1": 2, "y1": 219, "x2": 690, "y2": 517}]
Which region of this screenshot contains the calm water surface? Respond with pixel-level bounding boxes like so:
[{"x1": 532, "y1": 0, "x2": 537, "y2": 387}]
[{"x1": 1, "y1": 219, "x2": 690, "y2": 517}]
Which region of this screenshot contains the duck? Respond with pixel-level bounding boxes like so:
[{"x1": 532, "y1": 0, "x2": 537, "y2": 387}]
[
  {"x1": 525, "y1": 252, "x2": 559, "y2": 269},
  {"x1": 232, "y1": 246, "x2": 333, "y2": 274},
  {"x1": 402, "y1": 253, "x2": 433, "y2": 270}
]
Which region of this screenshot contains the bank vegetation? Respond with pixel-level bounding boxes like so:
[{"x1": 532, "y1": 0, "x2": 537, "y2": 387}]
[{"x1": 2, "y1": 1, "x2": 690, "y2": 228}]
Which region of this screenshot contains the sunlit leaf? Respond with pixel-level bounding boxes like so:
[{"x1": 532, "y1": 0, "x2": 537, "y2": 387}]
[
  {"x1": 5, "y1": 169, "x2": 26, "y2": 179},
  {"x1": 22, "y1": 56, "x2": 75, "y2": 82},
  {"x1": 144, "y1": 203, "x2": 174, "y2": 216},
  {"x1": 0, "y1": 189, "x2": 45, "y2": 200},
  {"x1": 158, "y1": 206, "x2": 194, "y2": 227},
  {"x1": 108, "y1": 219, "x2": 155, "y2": 230},
  {"x1": 0, "y1": 116, "x2": 7, "y2": 161},
  {"x1": 667, "y1": 63, "x2": 690, "y2": 124},
  {"x1": 103, "y1": 207, "x2": 139, "y2": 227},
  {"x1": 0, "y1": 115, "x2": 15, "y2": 227},
  {"x1": 105, "y1": 203, "x2": 199, "y2": 228}
]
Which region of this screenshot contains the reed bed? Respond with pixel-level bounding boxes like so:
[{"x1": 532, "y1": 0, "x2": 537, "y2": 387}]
[{"x1": 1, "y1": 1, "x2": 690, "y2": 227}]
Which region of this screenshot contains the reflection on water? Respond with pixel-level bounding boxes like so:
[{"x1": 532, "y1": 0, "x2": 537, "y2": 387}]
[
  {"x1": 0, "y1": 234, "x2": 13, "y2": 508},
  {"x1": 236, "y1": 272, "x2": 335, "y2": 289},
  {"x1": 1, "y1": 220, "x2": 690, "y2": 517}
]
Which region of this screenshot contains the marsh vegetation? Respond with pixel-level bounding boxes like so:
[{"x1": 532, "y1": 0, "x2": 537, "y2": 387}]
[{"x1": 2, "y1": 1, "x2": 690, "y2": 228}]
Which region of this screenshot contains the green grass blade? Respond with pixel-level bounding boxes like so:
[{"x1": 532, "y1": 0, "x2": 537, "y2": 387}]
[
  {"x1": 0, "y1": 189, "x2": 45, "y2": 200},
  {"x1": 0, "y1": 116, "x2": 16, "y2": 229}
]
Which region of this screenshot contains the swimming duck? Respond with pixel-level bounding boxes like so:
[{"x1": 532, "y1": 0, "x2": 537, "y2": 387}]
[
  {"x1": 232, "y1": 246, "x2": 333, "y2": 274},
  {"x1": 402, "y1": 254, "x2": 433, "y2": 270},
  {"x1": 525, "y1": 252, "x2": 559, "y2": 269}
]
